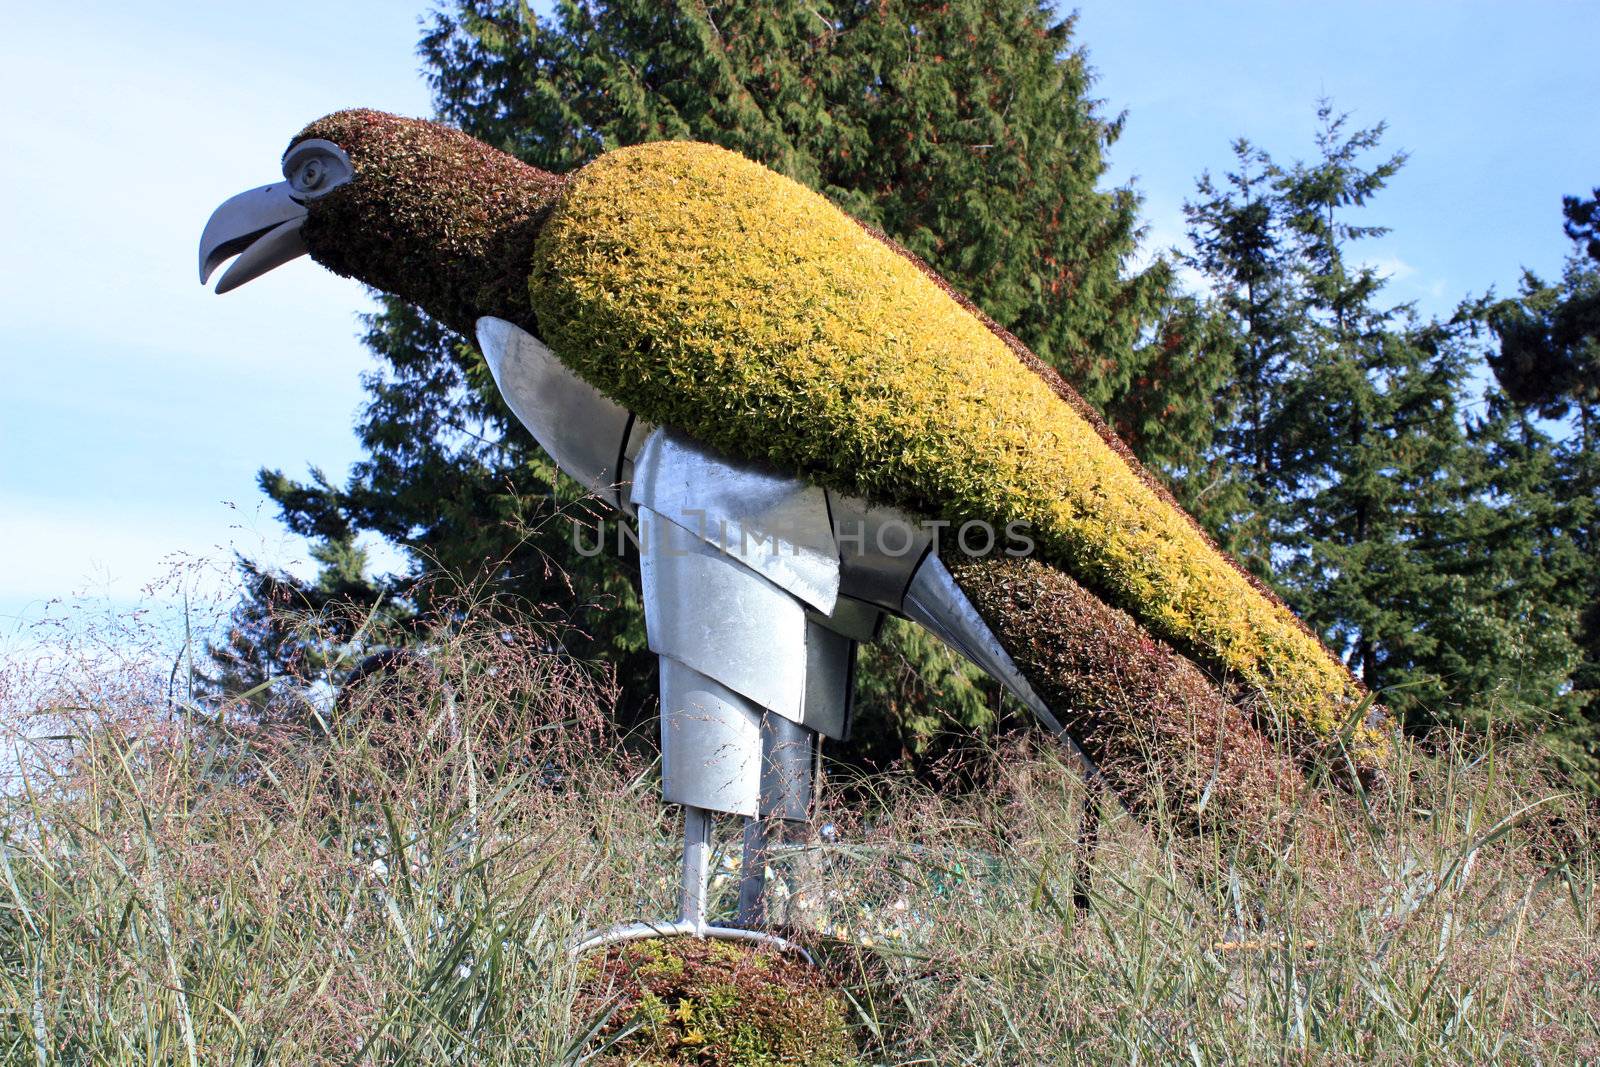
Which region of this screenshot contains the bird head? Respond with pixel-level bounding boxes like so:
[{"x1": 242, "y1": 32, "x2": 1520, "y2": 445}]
[{"x1": 198, "y1": 109, "x2": 565, "y2": 336}]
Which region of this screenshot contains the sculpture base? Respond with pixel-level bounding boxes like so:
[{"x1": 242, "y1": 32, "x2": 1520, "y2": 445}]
[
  {"x1": 569, "y1": 805, "x2": 815, "y2": 964},
  {"x1": 570, "y1": 919, "x2": 813, "y2": 963}
]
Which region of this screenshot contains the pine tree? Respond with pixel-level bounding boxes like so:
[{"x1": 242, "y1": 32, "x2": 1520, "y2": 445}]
[
  {"x1": 1487, "y1": 221, "x2": 1600, "y2": 786},
  {"x1": 1183, "y1": 140, "x2": 1305, "y2": 568},
  {"x1": 239, "y1": 0, "x2": 1221, "y2": 763},
  {"x1": 1185, "y1": 105, "x2": 1589, "y2": 752}
]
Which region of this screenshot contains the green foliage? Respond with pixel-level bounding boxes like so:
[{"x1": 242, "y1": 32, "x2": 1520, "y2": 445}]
[
  {"x1": 248, "y1": 0, "x2": 1218, "y2": 767},
  {"x1": 1563, "y1": 186, "x2": 1600, "y2": 263},
  {"x1": 1182, "y1": 140, "x2": 1305, "y2": 568},
  {"x1": 1488, "y1": 235, "x2": 1600, "y2": 788},
  {"x1": 1490, "y1": 252, "x2": 1600, "y2": 421},
  {"x1": 1186, "y1": 106, "x2": 1598, "y2": 780}
]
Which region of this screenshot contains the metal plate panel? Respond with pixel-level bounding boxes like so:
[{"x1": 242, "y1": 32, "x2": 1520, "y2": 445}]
[
  {"x1": 903, "y1": 555, "x2": 1102, "y2": 780},
  {"x1": 829, "y1": 492, "x2": 933, "y2": 613},
  {"x1": 808, "y1": 595, "x2": 883, "y2": 643},
  {"x1": 903, "y1": 555, "x2": 1061, "y2": 731},
  {"x1": 476, "y1": 317, "x2": 634, "y2": 507},
  {"x1": 631, "y1": 430, "x2": 839, "y2": 614},
  {"x1": 639, "y1": 508, "x2": 809, "y2": 720},
  {"x1": 801, "y1": 620, "x2": 854, "y2": 740},
  {"x1": 659, "y1": 658, "x2": 762, "y2": 817},
  {"x1": 759, "y1": 713, "x2": 816, "y2": 821}
]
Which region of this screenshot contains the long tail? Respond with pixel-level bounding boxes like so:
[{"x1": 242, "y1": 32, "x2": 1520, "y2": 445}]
[{"x1": 948, "y1": 556, "x2": 1337, "y2": 852}]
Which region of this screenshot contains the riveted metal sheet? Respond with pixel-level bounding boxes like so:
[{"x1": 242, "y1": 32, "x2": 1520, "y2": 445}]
[
  {"x1": 631, "y1": 430, "x2": 839, "y2": 614},
  {"x1": 476, "y1": 317, "x2": 635, "y2": 507},
  {"x1": 759, "y1": 713, "x2": 816, "y2": 821},
  {"x1": 659, "y1": 658, "x2": 762, "y2": 817},
  {"x1": 801, "y1": 620, "x2": 855, "y2": 741},
  {"x1": 828, "y1": 492, "x2": 933, "y2": 613},
  {"x1": 639, "y1": 507, "x2": 810, "y2": 721}
]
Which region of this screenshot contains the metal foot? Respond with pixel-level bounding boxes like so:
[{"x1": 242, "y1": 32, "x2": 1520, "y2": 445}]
[{"x1": 570, "y1": 806, "x2": 813, "y2": 963}]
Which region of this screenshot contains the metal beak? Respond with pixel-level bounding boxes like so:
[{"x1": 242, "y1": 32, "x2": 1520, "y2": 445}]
[{"x1": 198, "y1": 181, "x2": 309, "y2": 293}]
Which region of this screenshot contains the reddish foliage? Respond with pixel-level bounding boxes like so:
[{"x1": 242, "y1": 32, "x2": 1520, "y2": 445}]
[{"x1": 950, "y1": 557, "x2": 1337, "y2": 853}]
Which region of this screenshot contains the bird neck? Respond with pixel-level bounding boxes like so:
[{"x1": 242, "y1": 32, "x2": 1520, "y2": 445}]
[{"x1": 296, "y1": 109, "x2": 566, "y2": 337}]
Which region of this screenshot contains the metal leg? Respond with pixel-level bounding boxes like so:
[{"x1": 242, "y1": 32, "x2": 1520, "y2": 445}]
[
  {"x1": 736, "y1": 816, "x2": 769, "y2": 926},
  {"x1": 1072, "y1": 790, "x2": 1101, "y2": 912},
  {"x1": 569, "y1": 805, "x2": 813, "y2": 962},
  {"x1": 681, "y1": 805, "x2": 712, "y2": 932}
]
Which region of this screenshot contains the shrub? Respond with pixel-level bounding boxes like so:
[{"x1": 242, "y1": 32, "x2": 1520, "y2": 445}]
[{"x1": 529, "y1": 138, "x2": 1387, "y2": 771}]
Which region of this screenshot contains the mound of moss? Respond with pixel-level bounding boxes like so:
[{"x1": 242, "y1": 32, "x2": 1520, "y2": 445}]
[
  {"x1": 575, "y1": 938, "x2": 857, "y2": 1066},
  {"x1": 529, "y1": 139, "x2": 1389, "y2": 771}
]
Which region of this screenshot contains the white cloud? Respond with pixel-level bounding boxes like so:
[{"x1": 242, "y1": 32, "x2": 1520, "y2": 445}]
[{"x1": 1363, "y1": 255, "x2": 1418, "y2": 282}]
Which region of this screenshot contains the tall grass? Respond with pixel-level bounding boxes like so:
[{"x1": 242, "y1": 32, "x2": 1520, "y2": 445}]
[{"x1": 0, "y1": 597, "x2": 1595, "y2": 1064}]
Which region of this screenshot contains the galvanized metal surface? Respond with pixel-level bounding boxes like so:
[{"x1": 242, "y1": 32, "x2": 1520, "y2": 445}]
[
  {"x1": 658, "y1": 657, "x2": 763, "y2": 817},
  {"x1": 904, "y1": 554, "x2": 1101, "y2": 780},
  {"x1": 904, "y1": 553, "x2": 1056, "y2": 725},
  {"x1": 809, "y1": 595, "x2": 882, "y2": 643},
  {"x1": 632, "y1": 430, "x2": 840, "y2": 614},
  {"x1": 828, "y1": 492, "x2": 932, "y2": 613},
  {"x1": 680, "y1": 805, "x2": 713, "y2": 929},
  {"x1": 736, "y1": 817, "x2": 773, "y2": 926},
  {"x1": 801, "y1": 620, "x2": 855, "y2": 741},
  {"x1": 759, "y1": 712, "x2": 816, "y2": 822},
  {"x1": 476, "y1": 317, "x2": 636, "y2": 507},
  {"x1": 641, "y1": 508, "x2": 811, "y2": 723},
  {"x1": 569, "y1": 918, "x2": 812, "y2": 960}
]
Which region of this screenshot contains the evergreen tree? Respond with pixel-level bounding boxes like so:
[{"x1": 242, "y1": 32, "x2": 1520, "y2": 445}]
[
  {"x1": 1183, "y1": 140, "x2": 1304, "y2": 567},
  {"x1": 1487, "y1": 221, "x2": 1600, "y2": 786},
  {"x1": 237, "y1": 0, "x2": 1224, "y2": 764},
  {"x1": 1563, "y1": 187, "x2": 1600, "y2": 263},
  {"x1": 202, "y1": 534, "x2": 392, "y2": 721},
  {"x1": 1186, "y1": 105, "x2": 1588, "y2": 752}
]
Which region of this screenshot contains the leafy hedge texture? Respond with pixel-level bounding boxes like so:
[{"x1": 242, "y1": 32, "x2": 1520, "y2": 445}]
[
  {"x1": 949, "y1": 557, "x2": 1332, "y2": 845},
  {"x1": 528, "y1": 140, "x2": 1389, "y2": 769},
  {"x1": 295, "y1": 109, "x2": 567, "y2": 338}
]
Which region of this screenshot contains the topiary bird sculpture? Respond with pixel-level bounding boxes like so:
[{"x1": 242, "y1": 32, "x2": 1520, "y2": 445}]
[{"x1": 200, "y1": 110, "x2": 1388, "y2": 954}]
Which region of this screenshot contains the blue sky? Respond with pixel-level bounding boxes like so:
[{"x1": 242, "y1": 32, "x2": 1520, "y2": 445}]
[{"x1": 1, "y1": 1, "x2": 1595, "y2": 647}]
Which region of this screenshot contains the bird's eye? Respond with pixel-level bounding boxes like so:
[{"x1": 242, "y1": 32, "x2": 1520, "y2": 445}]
[{"x1": 283, "y1": 139, "x2": 353, "y2": 202}]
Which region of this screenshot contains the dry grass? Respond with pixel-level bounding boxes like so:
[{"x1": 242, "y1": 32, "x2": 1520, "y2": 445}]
[{"x1": 0, "y1": 595, "x2": 1595, "y2": 1064}]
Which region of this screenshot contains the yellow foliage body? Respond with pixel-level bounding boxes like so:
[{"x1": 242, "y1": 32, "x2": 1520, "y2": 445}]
[{"x1": 529, "y1": 140, "x2": 1389, "y2": 765}]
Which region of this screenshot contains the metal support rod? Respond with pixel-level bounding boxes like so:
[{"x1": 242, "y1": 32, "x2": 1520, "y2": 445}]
[
  {"x1": 680, "y1": 805, "x2": 713, "y2": 932},
  {"x1": 570, "y1": 804, "x2": 813, "y2": 962},
  {"x1": 1071, "y1": 789, "x2": 1100, "y2": 912},
  {"x1": 736, "y1": 817, "x2": 769, "y2": 925}
]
